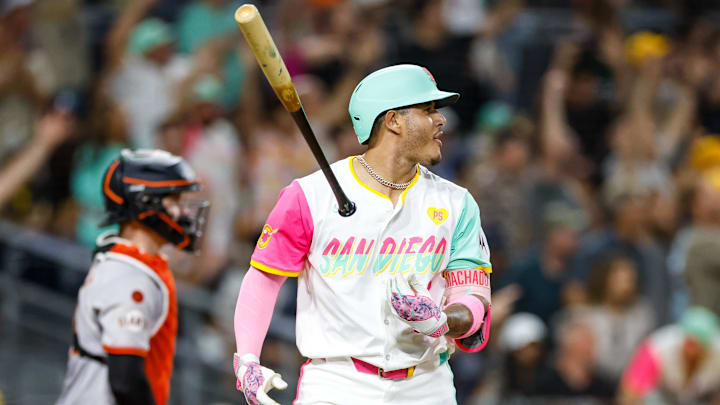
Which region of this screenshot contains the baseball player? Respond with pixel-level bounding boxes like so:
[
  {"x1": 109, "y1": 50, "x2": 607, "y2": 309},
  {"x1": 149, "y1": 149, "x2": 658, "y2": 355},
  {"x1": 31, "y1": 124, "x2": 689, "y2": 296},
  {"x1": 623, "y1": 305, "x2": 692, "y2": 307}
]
[
  {"x1": 56, "y1": 149, "x2": 208, "y2": 405},
  {"x1": 233, "y1": 64, "x2": 492, "y2": 405}
]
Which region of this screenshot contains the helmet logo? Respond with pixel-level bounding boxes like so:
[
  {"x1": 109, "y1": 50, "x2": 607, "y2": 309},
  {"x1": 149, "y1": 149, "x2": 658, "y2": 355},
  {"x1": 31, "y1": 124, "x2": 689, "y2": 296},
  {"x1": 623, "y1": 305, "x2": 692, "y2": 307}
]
[
  {"x1": 422, "y1": 67, "x2": 437, "y2": 85},
  {"x1": 257, "y1": 224, "x2": 279, "y2": 250}
]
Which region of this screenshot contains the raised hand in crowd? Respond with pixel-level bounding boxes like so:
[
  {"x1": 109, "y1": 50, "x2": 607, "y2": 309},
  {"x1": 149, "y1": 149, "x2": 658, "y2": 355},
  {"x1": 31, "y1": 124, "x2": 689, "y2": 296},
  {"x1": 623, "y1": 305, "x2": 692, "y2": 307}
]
[{"x1": 0, "y1": 110, "x2": 75, "y2": 208}]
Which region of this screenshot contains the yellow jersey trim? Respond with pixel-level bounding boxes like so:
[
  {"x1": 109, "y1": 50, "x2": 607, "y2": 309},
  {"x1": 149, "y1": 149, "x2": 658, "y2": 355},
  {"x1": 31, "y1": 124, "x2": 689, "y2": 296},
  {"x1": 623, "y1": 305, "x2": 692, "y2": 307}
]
[
  {"x1": 349, "y1": 157, "x2": 391, "y2": 201},
  {"x1": 443, "y1": 265, "x2": 493, "y2": 275},
  {"x1": 400, "y1": 167, "x2": 420, "y2": 205},
  {"x1": 250, "y1": 259, "x2": 300, "y2": 278},
  {"x1": 349, "y1": 157, "x2": 421, "y2": 204}
]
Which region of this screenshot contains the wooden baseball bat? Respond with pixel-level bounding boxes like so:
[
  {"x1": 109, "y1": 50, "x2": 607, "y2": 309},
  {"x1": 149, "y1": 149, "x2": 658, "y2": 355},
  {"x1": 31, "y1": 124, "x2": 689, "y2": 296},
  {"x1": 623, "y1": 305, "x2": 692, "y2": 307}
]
[{"x1": 234, "y1": 4, "x2": 356, "y2": 217}]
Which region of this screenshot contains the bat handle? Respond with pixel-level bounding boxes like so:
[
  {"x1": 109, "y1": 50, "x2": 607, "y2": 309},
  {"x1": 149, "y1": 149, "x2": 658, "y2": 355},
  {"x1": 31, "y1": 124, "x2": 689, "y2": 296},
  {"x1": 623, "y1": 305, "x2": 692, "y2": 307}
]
[{"x1": 289, "y1": 110, "x2": 357, "y2": 217}]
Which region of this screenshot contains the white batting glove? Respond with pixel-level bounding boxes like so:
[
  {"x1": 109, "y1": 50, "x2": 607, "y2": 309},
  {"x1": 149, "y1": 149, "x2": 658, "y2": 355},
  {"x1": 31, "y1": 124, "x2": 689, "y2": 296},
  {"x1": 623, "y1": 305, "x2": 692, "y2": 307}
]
[
  {"x1": 233, "y1": 353, "x2": 287, "y2": 405},
  {"x1": 387, "y1": 273, "x2": 449, "y2": 337}
]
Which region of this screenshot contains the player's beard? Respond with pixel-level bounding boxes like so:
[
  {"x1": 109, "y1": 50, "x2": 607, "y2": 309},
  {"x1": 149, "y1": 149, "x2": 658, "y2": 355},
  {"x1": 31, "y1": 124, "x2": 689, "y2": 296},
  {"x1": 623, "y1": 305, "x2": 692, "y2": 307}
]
[{"x1": 404, "y1": 117, "x2": 442, "y2": 166}]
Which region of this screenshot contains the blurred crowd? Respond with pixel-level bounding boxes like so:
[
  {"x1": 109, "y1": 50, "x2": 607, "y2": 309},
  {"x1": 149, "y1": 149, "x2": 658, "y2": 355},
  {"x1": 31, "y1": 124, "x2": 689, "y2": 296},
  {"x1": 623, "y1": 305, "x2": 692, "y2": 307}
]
[{"x1": 2, "y1": 0, "x2": 720, "y2": 403}]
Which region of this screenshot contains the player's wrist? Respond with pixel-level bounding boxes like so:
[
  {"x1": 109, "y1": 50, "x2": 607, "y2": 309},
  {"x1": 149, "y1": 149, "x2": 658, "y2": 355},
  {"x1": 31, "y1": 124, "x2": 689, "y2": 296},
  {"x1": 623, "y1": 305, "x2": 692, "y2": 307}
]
[
  {"x1": 233, "y1": 352, "x2": 259, "y2": 389},
  {"x1": 426, "y1": 312, "x2": 449, "y2": 337},
  {"x1": 236, "y1": 353, "x2": 260, "y2": 366}
]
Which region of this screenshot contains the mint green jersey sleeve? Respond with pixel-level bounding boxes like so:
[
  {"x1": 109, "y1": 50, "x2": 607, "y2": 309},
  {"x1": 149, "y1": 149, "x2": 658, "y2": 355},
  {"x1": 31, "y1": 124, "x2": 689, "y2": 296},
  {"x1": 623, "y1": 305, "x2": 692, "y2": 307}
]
[{"x1": 447, "y1": 191, "x2": 492, "y2": 272}]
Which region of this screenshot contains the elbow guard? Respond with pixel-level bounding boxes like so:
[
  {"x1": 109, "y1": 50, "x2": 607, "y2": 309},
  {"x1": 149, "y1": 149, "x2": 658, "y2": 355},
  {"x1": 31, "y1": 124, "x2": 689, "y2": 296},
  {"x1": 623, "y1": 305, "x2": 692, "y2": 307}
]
[{"x1": 444, "y1": 268, "x2": 492, "y2": 353}]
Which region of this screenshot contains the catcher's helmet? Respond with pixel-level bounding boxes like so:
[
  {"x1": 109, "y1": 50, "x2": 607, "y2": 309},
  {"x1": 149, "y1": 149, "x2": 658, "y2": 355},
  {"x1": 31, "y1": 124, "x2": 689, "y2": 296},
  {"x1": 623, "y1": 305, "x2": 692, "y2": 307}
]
[{"x1": 100, "y1": 149, "x2": 208, "y2": 252}]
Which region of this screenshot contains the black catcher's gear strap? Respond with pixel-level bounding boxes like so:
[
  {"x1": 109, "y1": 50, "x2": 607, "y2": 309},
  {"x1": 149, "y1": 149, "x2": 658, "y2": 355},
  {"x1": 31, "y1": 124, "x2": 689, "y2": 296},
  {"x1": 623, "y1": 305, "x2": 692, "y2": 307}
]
[{"x1": 73, "y1": 333, "x2": 107, "y2": 364}]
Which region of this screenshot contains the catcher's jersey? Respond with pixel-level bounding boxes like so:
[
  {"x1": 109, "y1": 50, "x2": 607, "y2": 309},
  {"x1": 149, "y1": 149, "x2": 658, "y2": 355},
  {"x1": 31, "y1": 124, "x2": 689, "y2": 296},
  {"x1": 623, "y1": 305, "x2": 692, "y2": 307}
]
[
  {"x1": 56, "y1": 235, "x2": 177, "y2": 405},
  {"x1": 251, "y1": 156, "x2": 491, "y2": 370}
]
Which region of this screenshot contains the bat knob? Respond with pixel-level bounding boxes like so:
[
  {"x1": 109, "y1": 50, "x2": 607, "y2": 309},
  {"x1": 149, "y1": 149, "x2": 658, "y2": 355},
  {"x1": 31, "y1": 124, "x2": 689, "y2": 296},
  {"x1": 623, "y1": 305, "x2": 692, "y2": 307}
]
[{"x1": 338, "y1": 201, "x2": 356, "y2": 217}]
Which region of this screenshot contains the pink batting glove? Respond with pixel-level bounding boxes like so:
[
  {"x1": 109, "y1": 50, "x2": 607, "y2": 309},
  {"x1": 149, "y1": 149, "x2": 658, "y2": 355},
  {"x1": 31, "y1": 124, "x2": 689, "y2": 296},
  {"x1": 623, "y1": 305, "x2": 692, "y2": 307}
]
[
  {"x1": 233, "y1": 353, "x2": 287, "y2": 405},
  {"x1": 387, "y1": 273, "x2": 448, "y2": 337}
]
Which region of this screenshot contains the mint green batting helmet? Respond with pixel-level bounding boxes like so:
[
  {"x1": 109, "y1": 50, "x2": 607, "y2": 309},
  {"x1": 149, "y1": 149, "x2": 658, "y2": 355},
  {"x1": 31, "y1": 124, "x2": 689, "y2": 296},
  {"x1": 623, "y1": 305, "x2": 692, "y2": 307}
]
[{"x1": 348, "y1": 64, "x2": 459, "y2": 144}]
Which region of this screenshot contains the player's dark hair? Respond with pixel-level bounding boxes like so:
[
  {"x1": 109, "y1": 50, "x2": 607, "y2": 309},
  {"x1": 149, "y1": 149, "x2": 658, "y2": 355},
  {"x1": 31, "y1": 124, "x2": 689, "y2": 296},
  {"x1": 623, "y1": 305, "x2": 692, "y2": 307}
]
[
  {"x1": 366, "y1": 108, "x2": 410, "y2": 147},
  {"x1": 366, "y1": 113, "x2": 385, "y2": 146}
]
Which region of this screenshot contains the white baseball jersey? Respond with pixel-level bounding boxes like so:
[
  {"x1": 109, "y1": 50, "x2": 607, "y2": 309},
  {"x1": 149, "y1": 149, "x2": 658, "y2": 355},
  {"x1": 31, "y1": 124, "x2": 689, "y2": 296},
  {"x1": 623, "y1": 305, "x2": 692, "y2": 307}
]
[
  {"x1": 251, "y1": 156, "x2": 491, "y2": 371},
  {"x1": 56, "y1": 234, "x2": 177, "y2": 405}
]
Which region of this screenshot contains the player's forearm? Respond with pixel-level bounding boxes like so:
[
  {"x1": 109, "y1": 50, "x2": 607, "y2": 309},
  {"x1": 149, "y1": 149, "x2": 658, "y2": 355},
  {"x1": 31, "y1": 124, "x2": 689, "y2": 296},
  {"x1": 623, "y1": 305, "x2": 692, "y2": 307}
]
[
  {"x1": 234, "y1": 267, "x2": 287, "y2": 357},
  {"x1": 444, "y1": 294, "x2": 487, "y2": 338},
  {"x1": 107, "y1": 354, "x2": 156, "y2": 405}
]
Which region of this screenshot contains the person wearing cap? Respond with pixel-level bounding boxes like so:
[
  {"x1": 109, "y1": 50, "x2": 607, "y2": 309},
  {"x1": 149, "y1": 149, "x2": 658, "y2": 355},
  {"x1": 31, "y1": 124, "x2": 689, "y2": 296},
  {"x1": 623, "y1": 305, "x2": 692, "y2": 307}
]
[
  {"x1": 619, "y1": 306, "x2": 720, "y2": 404},
  {"x1": 105, "y1": 0, "x2": 193, "y2": 149},
  {"x1": 492, "y1": 313, "x2": 548, "y2": 401},
  {"x1": 684, "y1": 169, "x2": 720, "y2": 318},
  {"x1": 231, "y1": 64, "x2": 492, "y2": 404},
  {"x1": 168, "y1": 74, "x2": 242, "y2": 285}
]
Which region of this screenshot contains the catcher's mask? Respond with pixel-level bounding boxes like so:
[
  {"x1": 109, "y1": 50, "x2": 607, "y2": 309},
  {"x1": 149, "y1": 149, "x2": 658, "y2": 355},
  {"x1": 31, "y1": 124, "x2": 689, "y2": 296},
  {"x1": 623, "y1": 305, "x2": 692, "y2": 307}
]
[{"x1": 100, "y1": 149, "x2": 209, "y2": 252}]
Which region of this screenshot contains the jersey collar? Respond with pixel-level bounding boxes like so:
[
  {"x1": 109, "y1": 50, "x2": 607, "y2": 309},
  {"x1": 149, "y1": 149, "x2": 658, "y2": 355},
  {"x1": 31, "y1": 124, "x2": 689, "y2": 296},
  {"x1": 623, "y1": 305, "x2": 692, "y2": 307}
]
[{"x1": 348, "y1": 156, "x2": 420, "y2": 204}]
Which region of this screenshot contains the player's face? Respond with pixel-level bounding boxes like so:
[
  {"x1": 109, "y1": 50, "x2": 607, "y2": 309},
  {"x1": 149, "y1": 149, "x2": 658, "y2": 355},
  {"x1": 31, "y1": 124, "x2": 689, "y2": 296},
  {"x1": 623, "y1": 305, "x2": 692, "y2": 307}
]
[{"x1": 400, "y1": 101, "x2": 446, "y2": 166}]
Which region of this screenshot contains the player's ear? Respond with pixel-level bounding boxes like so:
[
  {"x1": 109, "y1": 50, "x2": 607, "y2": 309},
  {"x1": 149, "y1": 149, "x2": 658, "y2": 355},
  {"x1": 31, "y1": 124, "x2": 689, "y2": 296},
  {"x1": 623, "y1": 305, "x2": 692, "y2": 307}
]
[{"x1": 384, "y1": 110, "x2": 404, "y2": 135}]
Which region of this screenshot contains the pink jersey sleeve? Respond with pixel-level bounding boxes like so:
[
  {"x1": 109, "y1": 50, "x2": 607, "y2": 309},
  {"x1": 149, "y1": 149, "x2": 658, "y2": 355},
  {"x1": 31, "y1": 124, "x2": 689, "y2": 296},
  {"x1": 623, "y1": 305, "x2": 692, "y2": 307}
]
[
  {"x1": 250, "y1": 181, "x2": 313, "y2": 277},
  {"x1": 621, "y1": 342, "x2": 661, "y2": 396}
]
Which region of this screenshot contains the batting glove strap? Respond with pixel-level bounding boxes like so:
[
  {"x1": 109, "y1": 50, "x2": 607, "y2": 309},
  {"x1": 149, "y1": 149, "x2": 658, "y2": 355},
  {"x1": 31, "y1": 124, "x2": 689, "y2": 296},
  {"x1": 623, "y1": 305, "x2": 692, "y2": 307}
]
[{"x1": 233, "y1": 353, "x2": 288, "y2": 405}]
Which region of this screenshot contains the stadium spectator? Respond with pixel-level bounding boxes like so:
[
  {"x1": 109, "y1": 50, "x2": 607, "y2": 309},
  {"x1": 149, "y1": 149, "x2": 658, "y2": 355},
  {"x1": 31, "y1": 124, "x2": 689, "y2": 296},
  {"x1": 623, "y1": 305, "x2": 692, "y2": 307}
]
[
  {"x1": 165, "y1": 74, "x2": 243, "y2": 286},
  {"x1": 619, "y1": 306, "x2": 720, "y2": 404},
  {"x1": 105, "y1": 0, "x2": 192, "y2": 149},
  {"x1": 69, "y1": 92, "x2": 128, "y2": 247},
  {"x1": 684, "y1": 170, "x2": 720, "y2": 317},
  {"x1": 0, "y1": 0, "x2": 48, "y2": 161},
  {"x1": 464, "y1": 128, "x2": 535, "y2": 268},
  {"x1": 533, "y1": 313, "x2": 617, "y2": 403},
  {"x1": 668, "y1": 162, "x2": 720, "y2": 319},
  {"x1": 498, "y1": 220, "x2": 581, "y2": 325},
  {"x1": 176, "y1": 0, "x2": 244, "y2": 108},
  {"x1": 478, "y1": 312, "x2": 548, "y2": 404},
  {"x1": 583, "y1": 254, "x2": 655, "y2": 382},
  {"x1": 570, "y1": 192, "x2": 671, "y2": 324}
]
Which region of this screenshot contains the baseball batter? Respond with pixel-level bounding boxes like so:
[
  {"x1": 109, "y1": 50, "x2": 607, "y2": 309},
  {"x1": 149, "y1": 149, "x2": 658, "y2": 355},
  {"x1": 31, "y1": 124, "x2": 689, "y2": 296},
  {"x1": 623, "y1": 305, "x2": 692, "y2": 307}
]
[
  {"x1": 233, "y1": 64, "x2": 492, "y2": 405},
  {"x1": 56, "y1": 149, "x2": 208, "y2": 405}
]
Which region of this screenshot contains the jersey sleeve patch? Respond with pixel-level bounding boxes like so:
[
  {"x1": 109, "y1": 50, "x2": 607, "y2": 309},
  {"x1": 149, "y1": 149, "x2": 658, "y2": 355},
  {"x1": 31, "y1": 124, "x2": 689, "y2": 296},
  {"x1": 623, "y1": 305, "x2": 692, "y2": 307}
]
[
  {"x1": 96, "y1": 263, "x2": 165, "y2": 355},
  {"x1": 446, "y1": 191, "x2": 491, "y2": 272},
  {"x1": 250, "y1": 181, "x2": 313, "y2": 277},
  {"x1": 99, "y1": 299, "x2": 154, "y2": 353}
]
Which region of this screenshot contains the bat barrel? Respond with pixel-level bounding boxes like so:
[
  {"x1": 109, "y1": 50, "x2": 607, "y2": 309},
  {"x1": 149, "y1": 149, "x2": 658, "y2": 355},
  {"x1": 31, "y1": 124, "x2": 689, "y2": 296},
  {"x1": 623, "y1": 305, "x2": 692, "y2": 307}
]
[
  {"x1": 236, "y1": 4, "x2": 356, "y2": 217},
  {"x1": 234, "y1": 4, "x2": 301, "y2": 112}
]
